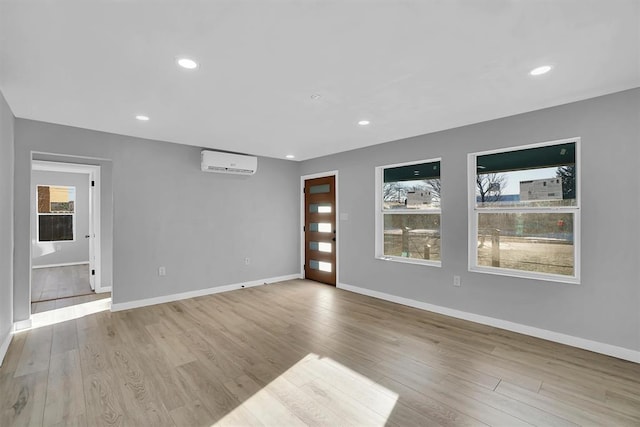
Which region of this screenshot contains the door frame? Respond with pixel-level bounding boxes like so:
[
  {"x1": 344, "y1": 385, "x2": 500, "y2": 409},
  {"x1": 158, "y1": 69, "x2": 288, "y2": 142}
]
[
  {"x1": 300, "y1": 170, "x2": 339, "y2": 285},
  {"x1": 30, "y1": 160, "x2": 105, "y2": 295}
]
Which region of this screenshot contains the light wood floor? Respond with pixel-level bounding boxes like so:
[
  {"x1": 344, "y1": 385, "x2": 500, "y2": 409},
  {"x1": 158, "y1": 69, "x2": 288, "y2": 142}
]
[
  {"x1": 31, "y1": 265, "x2": 93, "y2": 304},
  {"x1": 31, "y1": 292, "x2": 112, "y2": 315},
  {"x1": 2, "y1": 279, "x2": 640, "y2": 426}
]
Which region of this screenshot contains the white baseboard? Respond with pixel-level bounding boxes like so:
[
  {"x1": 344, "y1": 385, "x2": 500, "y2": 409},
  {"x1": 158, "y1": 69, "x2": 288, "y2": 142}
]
[
  {"x1": 95, "y1": 286, "x2": 112, "y2": 294},
  {"x1": 13, "y1": 318, "x2": 32, "y2": 332},
  {"x1": 338, "y1": 282, "x2": 640, "y2": 364},
  {"x1": 32, "y1": 261, "x2": 90, "y2": 269},
  {"x1": 0, "y1": 331, "x2": 13, "y2": 367},
  {"x1": 111, "y1": 273, "x2": 302, "y2": 312}
]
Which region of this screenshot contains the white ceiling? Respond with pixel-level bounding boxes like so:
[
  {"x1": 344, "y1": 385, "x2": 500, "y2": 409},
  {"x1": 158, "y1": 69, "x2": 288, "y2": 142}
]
[{"x1": 0, "y1": 1, "x2": 638, "y2": 161}]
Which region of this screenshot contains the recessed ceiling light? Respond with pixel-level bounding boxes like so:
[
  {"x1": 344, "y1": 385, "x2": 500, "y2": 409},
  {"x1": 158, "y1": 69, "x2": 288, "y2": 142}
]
[
  {"x1": 358, "y1": 120, "x2": 370, "y2": 126},
  {"x1": 177, "y1": 57, "x2": 198, "y2": 69},
  {"x1": 286, "y1": 154, "x2": 295, "y2": 159},
  {"x1": 310, "y1": 94, "x2": 322, "y2": 100},
  {"x1": 529, "y1": 65, "x2": 552, "y2": 76},
  {"x1": 135, "y1": 115, "x2": 150, "y2": 121}
]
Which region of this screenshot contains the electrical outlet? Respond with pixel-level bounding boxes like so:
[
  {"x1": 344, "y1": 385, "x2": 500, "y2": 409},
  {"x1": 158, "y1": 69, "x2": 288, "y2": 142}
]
[
  {"x1": 244, "y1": 257, "x2": 250, "y2": 265},
  {"x1": 158, "y1": 266, "x2": 166, "y2": 276},
  {"x1": 453, "y1": 275, "x2": 461, "y2": 287}
]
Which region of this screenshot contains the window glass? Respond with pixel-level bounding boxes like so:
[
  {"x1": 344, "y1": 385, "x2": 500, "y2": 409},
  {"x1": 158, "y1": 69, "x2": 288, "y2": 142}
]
[
  {"x1": 477, "y1": 212, "x2": 574, "y2": 276},
  {"x1": 470, "y1": 140, "x2": 579, "y2": 282},
  {"x1": 476, "y1": 143, "x2": 576, "y2": 208},
  {"x1": 377, "y1": 159, "x2": 441, "y2": 266},
  {"x1": 37, "y1": 185, "x2": 76, "y2": 242},
  {"x1": 383, "y1": 214, "x2": 441, "y2": 261}
]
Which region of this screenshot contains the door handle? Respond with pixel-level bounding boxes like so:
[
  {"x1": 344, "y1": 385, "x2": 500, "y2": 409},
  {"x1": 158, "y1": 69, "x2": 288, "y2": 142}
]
[{"x1": 85, "y1": 235, "x2": 90, "y2": 239}]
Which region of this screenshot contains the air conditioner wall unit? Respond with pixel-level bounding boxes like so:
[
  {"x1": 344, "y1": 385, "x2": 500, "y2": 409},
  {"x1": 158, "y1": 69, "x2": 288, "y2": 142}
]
[{"x1": 201, "y1": 150, "x2": 258, "y2": 175}]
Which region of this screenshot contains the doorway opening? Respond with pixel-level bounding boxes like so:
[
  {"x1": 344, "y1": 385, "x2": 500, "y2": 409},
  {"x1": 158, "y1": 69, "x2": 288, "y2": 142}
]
[
  {"x1": 30, "y1": 161, "x2": 108, "y2": 314},
  {"x1": 301, "y1": 171, "x2": 338, "y2": 286}
]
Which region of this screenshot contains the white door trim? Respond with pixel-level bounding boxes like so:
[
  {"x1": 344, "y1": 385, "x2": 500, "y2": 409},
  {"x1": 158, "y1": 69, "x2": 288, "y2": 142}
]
[
  {"x1": 300, "y1": 170, "x2": 339, "y2": 285},
  {"x1": 31, "y1": 160, "x2": 104, "y2": 295}
]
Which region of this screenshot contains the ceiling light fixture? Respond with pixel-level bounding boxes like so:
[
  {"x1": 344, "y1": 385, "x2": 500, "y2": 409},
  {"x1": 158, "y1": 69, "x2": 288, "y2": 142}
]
[
  {"x1": 310, "y1": 94, "x2": 322, "y2": 100},
  {"x1": 358, "y1": 120, "x2": 370, "y2": 126},
  {"x1": 286, "y1": 154, "x2": 295, "y2": 159},
  {"x1": 177, "y1": 57, "x2": 199, "y2": 70},
  {"x1": 135, "y1": 115, "x2": 150, "y2": 121},
  {"x1": 529, "y1": 65, "x2": 552, "y2": 76}
]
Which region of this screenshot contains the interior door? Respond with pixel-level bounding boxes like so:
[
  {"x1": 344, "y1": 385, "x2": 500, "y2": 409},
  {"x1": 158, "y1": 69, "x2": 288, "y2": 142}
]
[
  {"x1": 304, "y1": 176, "x2": 336, "y2": 285},
  {"x1": 88, "y1": 173, "x2": 96, "y2": 291}
]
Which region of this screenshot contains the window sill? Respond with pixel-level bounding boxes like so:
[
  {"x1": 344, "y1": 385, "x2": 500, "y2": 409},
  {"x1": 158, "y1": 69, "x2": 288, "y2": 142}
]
[
  {"x1": 376, "y1": 256, "x2": 441, "y2": 268},
  {"x1": 469, "y1": 265, "x2": 580, "y2": 284}
]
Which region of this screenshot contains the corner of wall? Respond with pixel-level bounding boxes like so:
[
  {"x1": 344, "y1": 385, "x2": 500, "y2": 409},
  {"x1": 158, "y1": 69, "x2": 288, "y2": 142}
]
[{"x1": 0, "y1": 90, "x2": 16, "y2": 366}]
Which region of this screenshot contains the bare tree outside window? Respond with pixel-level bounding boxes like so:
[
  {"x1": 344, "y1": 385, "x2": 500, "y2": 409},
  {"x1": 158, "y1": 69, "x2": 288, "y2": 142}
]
[
  {"x1": 476, "y1": 173, "x2": 507, "y2": 204},
  {"x1": 424, "y1": 178, "x2": 441, "y2": 203},
  {"x1": 383, "y1": 182, "x2": 406, "y2": 204},
  {"x1": 556, "y1": 165, "x2": 576, "y2": 200}
]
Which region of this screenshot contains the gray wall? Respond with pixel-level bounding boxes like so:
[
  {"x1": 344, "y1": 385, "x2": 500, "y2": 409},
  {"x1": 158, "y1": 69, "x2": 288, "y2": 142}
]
[
  {"x1": 301, "y1": 88, "x2": 640, "y2": 351},
  {"x1": 0, "y1": 90, "x2": 14, "y2": 361},
  {"x1": 31, "y1": 170, "x2": 90, "y2": 267},
  {"x1": 14, "y1": 120, "x2": 300, "y2": 321}
]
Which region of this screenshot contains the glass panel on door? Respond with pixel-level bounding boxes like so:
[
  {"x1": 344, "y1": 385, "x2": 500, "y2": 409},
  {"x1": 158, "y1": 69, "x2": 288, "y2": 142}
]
[{"x1": 309, "y1": 203, "x2": 332, "y2": 213}]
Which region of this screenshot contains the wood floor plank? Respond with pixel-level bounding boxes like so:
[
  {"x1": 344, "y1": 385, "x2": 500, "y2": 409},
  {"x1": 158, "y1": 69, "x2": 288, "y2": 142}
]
[
  {"x1": 77, "y1": 339, "x2": 113, "y2": 377},
  {"x1": 375, "y1": 375, "x2": 488, "y2": 427},
  {"x1": 107, "y1": 346, "x2": 175, "y2": 426},
  {"x1": 300, "y1": 378, "x2": 392, "y2": 426},
  {"x1": 43, "y1": 349, "x2": 86, "y2": 425},
  {"x1": 496, "y1": 380, "x2": 639, "y2": 426},
  {"x1": 145, "y1": 323, "x2": 198, "y2": 368},
  {"x1": 50, "y1": 320, "x2": 79, "y2": 356},
  {"x1": 0, "y1": 371, "x2": 48, "y2": 426},
  {"x1": 132, "y1": 343, "x2": 193, "y2": 412},
  {"x1": 176, "y1": 360, "x2": 242, "y2": 420},
  {"x1": 0, "y1": 332, "x2": 27, "y2": 376},
  {"x1": 444, "y1": 375, "x2": 578, "y2": 427},
  {"x1": 49, "y1": 413, "x2": 87, "y2": 427},
  {"x1": 168, "y1": 400, "x2": 223, "y2": 427},
  {"x1": 223, "y1": 374, "x2": 308, "y2": 426},
  {"x1": 14, "y1": 326, "x2": 53, "y2": 378},
  {"x1": 83, "y1": 369, "x2": 126, "y2": 426}
]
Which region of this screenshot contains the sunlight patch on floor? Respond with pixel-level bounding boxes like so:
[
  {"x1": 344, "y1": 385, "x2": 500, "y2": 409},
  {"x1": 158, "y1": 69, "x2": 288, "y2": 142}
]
[
  {"x1": 29, "y1": 297, "x2": 111, "y2": 329},
  {"x1": 214, "y1": 353, "x2": 398, "y2": 426}
]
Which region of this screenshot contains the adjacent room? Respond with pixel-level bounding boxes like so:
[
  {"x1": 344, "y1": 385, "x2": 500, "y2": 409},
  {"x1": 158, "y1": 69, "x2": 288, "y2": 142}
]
[{"x1": 1, "y1": 1, "x2": 639, "y2": 426}]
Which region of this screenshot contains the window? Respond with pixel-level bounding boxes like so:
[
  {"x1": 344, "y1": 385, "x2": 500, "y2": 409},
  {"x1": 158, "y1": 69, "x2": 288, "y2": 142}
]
[
  {"x1": 468, "y1": 139, "x2": 580, "y2": 283},
  {"x1": 37, "y1": 185, "x2": 76, "y2": 242},
  {"x1": 375, "y1": 158, "x2": 441, "y2": 266}
]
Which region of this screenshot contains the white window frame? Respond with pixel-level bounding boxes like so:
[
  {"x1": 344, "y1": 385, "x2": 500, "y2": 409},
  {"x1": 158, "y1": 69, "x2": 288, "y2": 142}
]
[
  {"x1": 36, "y1": 184, "x2": 77, "y2": 243},
  {"x1": 375, "y1": 158, "x2": 442, "y2": 267},
  {"x1": 467, "y1": 137, "x2": 581, "y2": 284}
]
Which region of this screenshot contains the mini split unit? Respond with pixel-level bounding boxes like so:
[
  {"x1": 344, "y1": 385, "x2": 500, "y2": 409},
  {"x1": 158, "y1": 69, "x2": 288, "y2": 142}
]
[{"x1": 201, "y1": 150, "x2": 258, "y2": 175}]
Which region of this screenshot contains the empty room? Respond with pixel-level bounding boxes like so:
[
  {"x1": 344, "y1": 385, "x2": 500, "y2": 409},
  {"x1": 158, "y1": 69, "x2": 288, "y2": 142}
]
[{"x1": 1, "y1": 1, "x2": 639, "y2": 426}]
